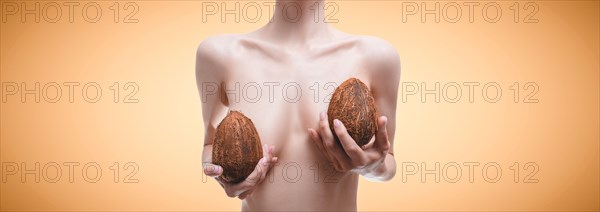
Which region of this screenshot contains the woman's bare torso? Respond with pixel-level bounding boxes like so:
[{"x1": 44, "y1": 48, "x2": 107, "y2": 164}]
[{"x1": 199, "y1": 30, "x2": 389, "y2": 210}]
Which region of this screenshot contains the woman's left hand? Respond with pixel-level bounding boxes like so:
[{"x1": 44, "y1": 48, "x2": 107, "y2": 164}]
[{"x1": 308, "y1": 112, "x2": 391, "y2": 174}]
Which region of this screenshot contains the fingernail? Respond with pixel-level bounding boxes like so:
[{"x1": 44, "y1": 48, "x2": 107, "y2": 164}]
[
  {"x1": 319, "y1": 112, "x2": 325, "y2": 121},
  {"x1": 334, "y1": 119, "x2": 341, "y2": 128}
]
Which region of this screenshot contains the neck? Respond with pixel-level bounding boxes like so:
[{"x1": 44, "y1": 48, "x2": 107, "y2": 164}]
[{"x1": 261, "y1": 0, "x2": 332, "y2": 47}]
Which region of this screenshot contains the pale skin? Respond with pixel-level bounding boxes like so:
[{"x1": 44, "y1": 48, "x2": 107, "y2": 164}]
[{"x1": 196, "y1": 0, "x2": 400, "y2": 210}]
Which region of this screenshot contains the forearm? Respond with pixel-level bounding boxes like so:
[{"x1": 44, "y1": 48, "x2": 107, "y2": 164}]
[{"x1": 359, "y1": 153, "x2": 396, "y2": 182}]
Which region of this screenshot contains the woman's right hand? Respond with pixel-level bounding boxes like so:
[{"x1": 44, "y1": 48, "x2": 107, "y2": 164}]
[{"x1": 203, "y1": 144, "x2": 278, "y2": 200}]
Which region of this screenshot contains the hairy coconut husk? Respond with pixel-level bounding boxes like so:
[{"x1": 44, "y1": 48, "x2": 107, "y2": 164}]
[
  {"x1": 212, "y1": 111, "x2": 263, "y2": 183},
  {"x1": 327, "y1": 78, "x2": 378, "y2": 147}
]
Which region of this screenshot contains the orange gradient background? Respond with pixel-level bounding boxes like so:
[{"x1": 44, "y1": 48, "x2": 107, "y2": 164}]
[{"x1": 1, "y1": 0, "x2": 599, "y2": 211}]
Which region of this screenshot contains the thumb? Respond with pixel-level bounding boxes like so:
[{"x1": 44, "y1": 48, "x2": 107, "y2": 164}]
[{"x1": 203, "y1": 163, "x2": 223, "y2": 177}]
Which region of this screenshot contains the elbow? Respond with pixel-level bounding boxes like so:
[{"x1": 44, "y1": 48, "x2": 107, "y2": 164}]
[
  {"x1": 363, "y1": 156, "x2": 397, "y2": 182},
  {"x1": 363, "y1": 170, "x2": 395, "y2": 182},
  {"x1": 377, "y1": 166, "x2": 397, "y2": 182}
]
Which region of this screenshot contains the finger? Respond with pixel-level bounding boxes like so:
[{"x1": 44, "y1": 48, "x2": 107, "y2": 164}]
[
  {"x1": 332, "y1": 119, "x2": 367, "y2": 163},
  {"x1": 321, "y1": 116, "x2": 352, "y2": 172},
  {"x1": 244, "y1": 145, "x2": 274, "y2": 186},
  {"x1": 256, "y1": 147, "x2": 273, "y2": 183},
  {"x1": 269, "y1": 145, "x2": 276, "y2": 160},
  {"x1": 308, "y1": 128, "x2": 335, "y2": 163},
  {"x1": 321, "y1": 128, "x2": 353, "y2": 170},
  {"x1": 308, "y1": 128, "x2": 325, "y2": 154},
  {"x1": 308, "y1": 128, "x2": 324, "y2": 151},
  {"x1": 317, "y1": 112, "x2": 336, "y2": 145},
  {"x1": 263, "y1": 144, "x2": 272, "y2": 161},
  {"x1": 227, "y1": 165, "x2": 259, "y2": 197},
  {"x1": 318, "y1": 112, "x2": 348, "y2": 169},
  {"x1": 226, "y1": 145, "x2": 274, "y2": 197},
  {"x1": 203, "y1": 163, "x2": 223, "y2": 177},
  {"x1": 374, "y1": 116, "x2": 390, "y2": 152},
  {"x1": 242, "y1": 159, "x2": 268, "y2": 188},
  {"x1": 361, "y1": 137, "x2": 375, "y2": 150}
]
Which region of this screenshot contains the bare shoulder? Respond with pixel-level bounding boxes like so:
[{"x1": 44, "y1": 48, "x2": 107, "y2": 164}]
[
  {"x1": 356, "y1": 35, "x2": 398, "y2": 55},
  {"x1": 347, "y1": 35, "x2": 401, "y2": 98},
  {"x1": 354, "y1": 36, "x2": 401, "y2": 77},
  {"x1": 195, "y1": 34, "x2": 247, "y2": 80},
  {"x1": 196, "y1": 34, "x2": 241, "y2": 63}
]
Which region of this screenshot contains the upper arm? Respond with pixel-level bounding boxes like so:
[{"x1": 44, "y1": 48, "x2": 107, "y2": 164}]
[
  {"x1": 196, "y1": 36, "x2": 230, "y2": 148},
  {"x1": 362, "y1": 37, "x2": 401, "y2": 153}
]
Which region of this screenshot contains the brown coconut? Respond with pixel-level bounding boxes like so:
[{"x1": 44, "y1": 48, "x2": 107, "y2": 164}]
[
  {"x1": 212, "y1": 111, "x2": 263, "y2": 183},
  {"x1": 327, "y1": 78, "x2": 378, "y2": 147}
]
